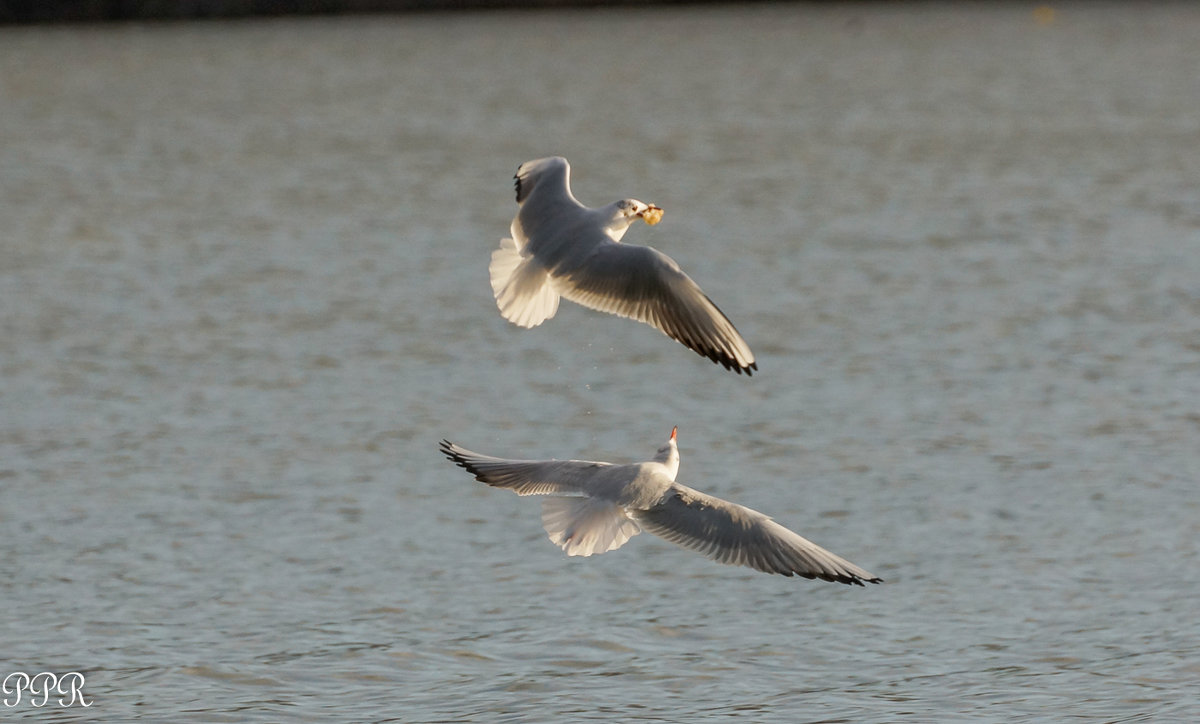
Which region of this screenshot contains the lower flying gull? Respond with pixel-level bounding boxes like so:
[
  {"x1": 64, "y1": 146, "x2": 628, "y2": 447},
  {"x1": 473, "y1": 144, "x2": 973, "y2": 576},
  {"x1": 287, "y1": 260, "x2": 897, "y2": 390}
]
[{"x1": 439, "y1": 427, "x2": 881, "y2": 585}]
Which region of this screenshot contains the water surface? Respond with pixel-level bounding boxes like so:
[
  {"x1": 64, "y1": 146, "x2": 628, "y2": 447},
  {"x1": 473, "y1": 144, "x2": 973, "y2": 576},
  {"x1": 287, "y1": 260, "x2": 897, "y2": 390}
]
[{"x1": 2, "y1": 4, "x2": 1198, "y2": 721}]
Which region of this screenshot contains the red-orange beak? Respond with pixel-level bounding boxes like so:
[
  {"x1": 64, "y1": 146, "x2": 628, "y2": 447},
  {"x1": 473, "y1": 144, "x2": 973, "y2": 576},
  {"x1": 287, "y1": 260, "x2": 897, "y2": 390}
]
[{"x1": 670, "y1": 425, "x2": 677, "y2": 441}]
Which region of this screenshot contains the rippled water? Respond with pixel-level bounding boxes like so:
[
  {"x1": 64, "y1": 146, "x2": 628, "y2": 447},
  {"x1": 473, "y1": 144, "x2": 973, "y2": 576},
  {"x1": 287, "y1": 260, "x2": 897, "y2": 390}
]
[{"x1": 2, "y1": 4, "x2": 1199, "y2": 721}]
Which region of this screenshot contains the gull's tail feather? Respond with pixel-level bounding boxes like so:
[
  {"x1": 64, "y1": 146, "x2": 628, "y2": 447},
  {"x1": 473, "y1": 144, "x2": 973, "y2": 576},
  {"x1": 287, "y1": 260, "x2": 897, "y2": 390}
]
[
  {"x1": 490, "y1": 237, "x2": 560, "y2": 328},
  {"x1": 541, "y1": 496, "x2": 641, "y2": 557}
]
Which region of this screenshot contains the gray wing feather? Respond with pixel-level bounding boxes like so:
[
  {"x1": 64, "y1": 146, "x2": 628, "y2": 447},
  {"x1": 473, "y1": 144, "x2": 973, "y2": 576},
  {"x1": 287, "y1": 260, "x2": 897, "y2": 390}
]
[
  {"x1": 632, "y1": 484, "x2": 882, "y2": 585},
  {"x1": 554, "y1": 243, "x2": 757, "y2": 375}
]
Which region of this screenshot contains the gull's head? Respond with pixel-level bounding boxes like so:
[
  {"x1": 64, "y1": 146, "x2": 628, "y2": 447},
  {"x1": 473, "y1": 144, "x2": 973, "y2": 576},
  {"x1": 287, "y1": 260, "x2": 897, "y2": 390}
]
[
  {"x1": 653, "y1": 425, "x2": 680, "y2": 480},
  {"x1": 604, "y1": 199, "x2": 664, "y2": 241},
  {"x1": 616, "y1": 199, "x2": 664, "y2": 226}
]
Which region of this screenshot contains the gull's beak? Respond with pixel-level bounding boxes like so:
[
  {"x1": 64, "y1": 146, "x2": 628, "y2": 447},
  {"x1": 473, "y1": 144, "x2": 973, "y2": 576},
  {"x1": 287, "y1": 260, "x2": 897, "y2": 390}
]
[
  {"x1": 640, "y1": 205, "x2": 664, "y2": 226},
  {"x1": 670, "y1": 425, "x2": 678, "y2": 441}
]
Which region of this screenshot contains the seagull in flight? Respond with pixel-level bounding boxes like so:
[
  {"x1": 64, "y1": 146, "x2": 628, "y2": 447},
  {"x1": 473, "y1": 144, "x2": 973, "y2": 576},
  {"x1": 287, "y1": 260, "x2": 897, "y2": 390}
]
[
  {"x1": 488, "y1": 156, "x2": 757, "y2": 375},
  {"x1": 439, "y1": 427, "x2": 881, "y2": 585}
]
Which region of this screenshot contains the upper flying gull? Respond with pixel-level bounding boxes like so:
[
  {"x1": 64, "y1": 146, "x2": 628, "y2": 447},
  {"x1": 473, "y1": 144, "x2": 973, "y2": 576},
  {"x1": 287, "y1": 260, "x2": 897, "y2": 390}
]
[{"x1": 489, "y1": 156, "x2": 757, "y2": 375}]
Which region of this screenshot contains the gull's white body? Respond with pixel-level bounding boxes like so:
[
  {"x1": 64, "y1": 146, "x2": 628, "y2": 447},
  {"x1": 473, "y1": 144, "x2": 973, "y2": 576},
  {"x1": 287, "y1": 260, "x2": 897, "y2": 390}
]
[
  {"x1": 489, "y1": 156, "x2": 757, "y2": 375},
  {"x1": 439, "y1": 428, "x2": 881, "y2": 585}
]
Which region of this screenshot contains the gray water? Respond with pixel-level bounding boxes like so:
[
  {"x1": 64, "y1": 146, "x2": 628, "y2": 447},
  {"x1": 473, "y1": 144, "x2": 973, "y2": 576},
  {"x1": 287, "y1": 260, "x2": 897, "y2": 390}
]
[{"x1": 2, "y1": 4, "x2": 1198, "y2": 721}]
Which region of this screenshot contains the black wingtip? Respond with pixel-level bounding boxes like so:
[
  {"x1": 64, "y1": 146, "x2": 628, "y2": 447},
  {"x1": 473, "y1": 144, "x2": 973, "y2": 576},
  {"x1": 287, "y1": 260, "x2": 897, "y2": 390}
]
[
  {"x1": 513, "y1": 162, "x2": 530, "y2": 204},
  {"x1": 806, "y1": 567, "x2": 882, "y2": 586},
  {"x1": 439, "y1": 439, "x2": 462, "y2": 465},
  {"x1": 439, "y1": 440, "x2": 488, "y2": 481},
  {"x1": 714, "y1": 351, "x2": 757, "y2": 377},
  {"x1": 843, "y1": 574, "x2": 883, "y2": 586},
  {"x1": 682, "y1": 339, "x2": 756, "y2": 377}
]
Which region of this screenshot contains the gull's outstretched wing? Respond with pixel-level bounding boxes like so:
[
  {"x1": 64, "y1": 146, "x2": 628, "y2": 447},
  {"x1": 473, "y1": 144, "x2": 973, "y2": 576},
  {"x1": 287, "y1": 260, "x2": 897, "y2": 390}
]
[
  {"x1": 439, "y1": 440, "x2": 610, "y2": 496},
  {"x1": 632, "y1": 483, "x2": 881, "y2": 585},
  {"x1": 512, "y1": 157, "x2": 586, "y2": 250},
  {"x1": 554, "y1": 242, "x2": 757, "y2": 375}
]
